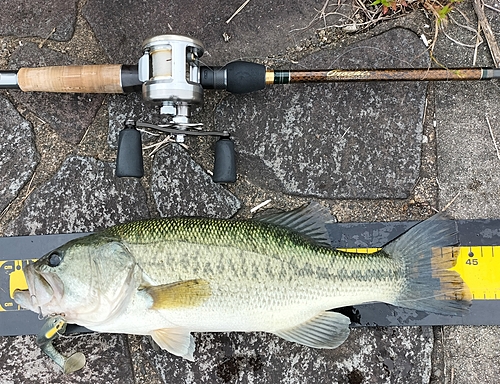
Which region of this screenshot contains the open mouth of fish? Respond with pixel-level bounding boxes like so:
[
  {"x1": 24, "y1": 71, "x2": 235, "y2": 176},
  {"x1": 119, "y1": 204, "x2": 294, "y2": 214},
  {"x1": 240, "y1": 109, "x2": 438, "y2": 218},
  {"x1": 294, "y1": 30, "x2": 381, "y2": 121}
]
[{"x1": 14, "y1": 264, "x2": 64, "y2": 317}]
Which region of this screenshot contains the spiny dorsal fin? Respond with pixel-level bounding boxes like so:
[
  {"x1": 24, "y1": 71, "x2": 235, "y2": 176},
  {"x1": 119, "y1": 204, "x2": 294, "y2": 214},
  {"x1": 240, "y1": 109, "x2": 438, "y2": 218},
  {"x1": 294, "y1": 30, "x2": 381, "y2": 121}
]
[
  {"x1": 144, "y1": 279, "x2": 211, "y2": 310},
  {"x1": 274, "y1": 311, "x2": 351, "y2": 349},
  {"x1": 254, "y1": 202, "x2": 336, "y2": 247}
]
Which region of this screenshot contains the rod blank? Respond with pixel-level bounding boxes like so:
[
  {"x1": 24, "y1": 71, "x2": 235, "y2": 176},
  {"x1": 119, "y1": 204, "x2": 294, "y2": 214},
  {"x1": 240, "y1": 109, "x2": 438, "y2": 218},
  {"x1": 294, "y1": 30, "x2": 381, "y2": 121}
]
[{"x1": 267, "y1": 67, "x2": 500, "y2": 84}]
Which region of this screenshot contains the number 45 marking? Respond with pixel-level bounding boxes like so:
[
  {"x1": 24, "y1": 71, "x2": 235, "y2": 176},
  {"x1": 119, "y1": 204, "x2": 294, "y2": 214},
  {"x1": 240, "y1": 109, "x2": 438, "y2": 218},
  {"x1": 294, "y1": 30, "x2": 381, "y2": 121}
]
[{"x1": 466, "y1": 258, "x2": 479, "y2": 266}]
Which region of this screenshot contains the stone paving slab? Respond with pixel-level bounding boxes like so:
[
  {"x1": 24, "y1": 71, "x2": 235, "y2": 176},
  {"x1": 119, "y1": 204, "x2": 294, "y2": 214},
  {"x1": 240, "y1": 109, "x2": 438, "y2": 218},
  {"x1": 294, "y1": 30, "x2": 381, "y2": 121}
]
[
  {"x1": 0, "y1": 0, "x2": 77, "y2": 41},
  {"x1": 443, "y1": 326, "x2": 500, "y2": 384},
  {"x1": 82, "y1": 0, "x2": 333, "y2": 64},
  {"x1": 217, "y1": 28, "x2": 428, "y2": 199},
  {"x1": 108, "y1": 93, "x2": 159, "y2": 149},
  {"x1": 151, "y1": 145, "x2": 241, "y2": 218},
  {"x1": 485, "y1": 0, "x2": 500, "y2": 39},
  {"x1": 0, "y1": 334, "x2": 135, "y2": 384},
  {"x1": 132, "y1": 326, "x2": 434, "y2": 384},
  {"x1": 436, "y1": 81, "x2": 500, "y2": 219},
  {"x1": 8, "y1": 43, "x2": 105, "y2": 144},
  {"x1": 0, "y1": 333, "x2": 134, "y2": 384},
  {"x1": 0, "y1": 1, "x2": 499, "y2": 383},
  {"x1": 0, "y1": 95, "x2": 38, "y2": 212},
  {"x1": 435, "y1": 73, "x2": 500, "y2": 384},
  {"x1": 4, "y1": 155, "x2": 149, "y2": 236}
]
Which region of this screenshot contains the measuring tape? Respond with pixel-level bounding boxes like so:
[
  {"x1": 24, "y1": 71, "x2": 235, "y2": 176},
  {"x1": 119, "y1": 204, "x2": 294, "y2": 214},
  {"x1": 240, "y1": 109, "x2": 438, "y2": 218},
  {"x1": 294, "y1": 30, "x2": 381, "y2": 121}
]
[
  {"x1": 2, "y1": 247, "x2": 499, "y2": 311},
  {"x1": 451, "y1": 246, "x2": 500, "y2": 300},
  {"x1": 0, "y1": 260, "x2": 35, "y2": 311}
]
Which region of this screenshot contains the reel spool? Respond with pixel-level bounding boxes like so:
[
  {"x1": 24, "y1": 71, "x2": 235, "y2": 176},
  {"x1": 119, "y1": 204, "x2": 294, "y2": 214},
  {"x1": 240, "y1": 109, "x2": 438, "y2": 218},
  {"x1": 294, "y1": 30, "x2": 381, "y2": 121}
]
[
  {"x1": 139, "y1": 34, "x2": 204, "y2": 120},
  {"x1": 116, "y1": 34, "x2": 236, "y2": 183}
]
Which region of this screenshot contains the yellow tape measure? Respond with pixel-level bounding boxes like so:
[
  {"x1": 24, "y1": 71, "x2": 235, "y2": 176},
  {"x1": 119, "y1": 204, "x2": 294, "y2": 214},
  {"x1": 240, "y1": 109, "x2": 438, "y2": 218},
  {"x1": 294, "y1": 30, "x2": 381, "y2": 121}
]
[
  {"x1": 451, "y1": 246, "x2": 500, "y2": 300},
  {"x1": 0, "y1": 260, "x2": 35, "y2": 311},
  {"x1": 1, "y1": 247, "x2": 499, "y2": 311},
  {"x1": 340, "y1": 246, "x2": 500, "y2": 300}
]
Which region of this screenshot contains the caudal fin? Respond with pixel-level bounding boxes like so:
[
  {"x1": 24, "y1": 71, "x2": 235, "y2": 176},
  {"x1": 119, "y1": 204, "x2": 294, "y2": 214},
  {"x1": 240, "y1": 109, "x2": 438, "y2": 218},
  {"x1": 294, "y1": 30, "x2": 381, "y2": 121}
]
[{"x1": 383, "y1": 214, "x2": 471, "y2": 315}]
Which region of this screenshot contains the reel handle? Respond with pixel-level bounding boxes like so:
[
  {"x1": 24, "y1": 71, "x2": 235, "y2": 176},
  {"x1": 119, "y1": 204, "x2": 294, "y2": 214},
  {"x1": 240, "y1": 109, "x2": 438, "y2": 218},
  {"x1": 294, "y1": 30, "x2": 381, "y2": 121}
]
[
  {"x1": 116, "y1": 122, "x2": 144, "y2": 178},
  {"x1": 213, "y1": 138, "x2": 236, "y2": 183}
]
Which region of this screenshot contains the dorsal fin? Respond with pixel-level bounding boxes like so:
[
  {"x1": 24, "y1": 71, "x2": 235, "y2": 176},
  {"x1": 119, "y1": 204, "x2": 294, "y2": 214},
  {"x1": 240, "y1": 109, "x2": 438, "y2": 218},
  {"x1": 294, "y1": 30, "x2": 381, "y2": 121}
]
[{"x1": 254, "y1": 202, "x2": 336, "y2": 247}]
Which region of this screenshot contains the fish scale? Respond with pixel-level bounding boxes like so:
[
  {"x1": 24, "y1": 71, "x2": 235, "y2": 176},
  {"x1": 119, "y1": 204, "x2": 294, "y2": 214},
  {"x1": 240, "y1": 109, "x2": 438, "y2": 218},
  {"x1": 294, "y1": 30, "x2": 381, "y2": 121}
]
[{"x1": 111, "y1": 218, "x2": 404, "y2": 316}]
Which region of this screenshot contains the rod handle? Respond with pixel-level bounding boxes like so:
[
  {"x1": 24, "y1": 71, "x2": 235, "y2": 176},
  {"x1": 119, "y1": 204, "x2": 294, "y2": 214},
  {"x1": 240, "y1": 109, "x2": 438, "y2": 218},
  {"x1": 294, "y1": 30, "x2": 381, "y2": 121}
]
[
  {"x1": 200, "y1": 62, "x2": 266, "y2": 94},
  {"x1": 17, "y1": 65, "x2": 125, "y2": 93}
]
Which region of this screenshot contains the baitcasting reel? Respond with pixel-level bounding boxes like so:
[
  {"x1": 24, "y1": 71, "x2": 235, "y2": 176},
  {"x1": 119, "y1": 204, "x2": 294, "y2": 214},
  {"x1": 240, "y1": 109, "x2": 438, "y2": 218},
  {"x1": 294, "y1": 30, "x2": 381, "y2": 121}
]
[
  {"x1": 109, "y1": 34, "x2": 267, "y2": 183},
  {"x1": 2, "y1": 33, "x2": 499, "y2": 183},
  {"x1": 118, "y1": 34, "x2": 260, "y2": 183},
  {"x1": 116, "y1": 35, "x2": 225, "y2": 181}
]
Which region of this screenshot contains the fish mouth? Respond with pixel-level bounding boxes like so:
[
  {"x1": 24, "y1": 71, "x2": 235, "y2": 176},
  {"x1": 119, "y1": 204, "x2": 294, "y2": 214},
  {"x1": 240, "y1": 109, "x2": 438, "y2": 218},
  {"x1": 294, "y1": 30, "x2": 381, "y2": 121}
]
[{"x1": 14, "y1": 263, "x2": 64, "y2": 316}]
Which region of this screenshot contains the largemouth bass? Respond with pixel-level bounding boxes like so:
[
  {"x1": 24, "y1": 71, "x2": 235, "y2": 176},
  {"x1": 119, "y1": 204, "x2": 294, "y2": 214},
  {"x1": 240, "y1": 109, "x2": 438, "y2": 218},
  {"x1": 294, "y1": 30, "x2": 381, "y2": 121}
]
[{"x1": 14, "y1": 203, "x2": 470, "y2": 361}]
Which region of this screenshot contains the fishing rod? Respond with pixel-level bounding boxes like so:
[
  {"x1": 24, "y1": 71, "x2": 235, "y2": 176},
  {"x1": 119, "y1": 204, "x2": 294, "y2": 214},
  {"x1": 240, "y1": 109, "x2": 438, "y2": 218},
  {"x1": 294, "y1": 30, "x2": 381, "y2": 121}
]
[{"x1": 1, "y1": 34, "x2": 499, "y2": 182}]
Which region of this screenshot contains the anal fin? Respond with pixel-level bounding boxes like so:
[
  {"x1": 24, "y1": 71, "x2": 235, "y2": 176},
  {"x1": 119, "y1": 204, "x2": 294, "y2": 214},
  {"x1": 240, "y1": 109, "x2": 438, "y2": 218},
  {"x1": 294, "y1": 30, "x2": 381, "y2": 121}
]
[
  {"x1": 274, "y1": 311, "x2": 351, "y2": 349},
  {"x1": 151, "y1": 328, "x2": 195, "y2": 361}
]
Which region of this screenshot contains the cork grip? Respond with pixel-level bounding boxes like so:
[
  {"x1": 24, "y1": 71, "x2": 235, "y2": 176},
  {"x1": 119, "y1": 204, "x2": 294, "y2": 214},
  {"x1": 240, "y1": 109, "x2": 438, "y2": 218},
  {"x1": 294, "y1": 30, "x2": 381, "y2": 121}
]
[{"x1": 17, "y1": 65, "x2": 124, "y2": 93}]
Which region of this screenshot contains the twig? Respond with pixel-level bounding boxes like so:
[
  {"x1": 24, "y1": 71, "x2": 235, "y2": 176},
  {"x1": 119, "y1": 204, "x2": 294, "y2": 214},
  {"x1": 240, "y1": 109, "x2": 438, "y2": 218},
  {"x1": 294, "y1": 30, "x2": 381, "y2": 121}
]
[
  {"x1": 79, "y1": 124, "x2": 92, "y2": 145},
  {"x1": 0, "y1": 171, "x2": 37, "y2": 220},
  {"x1": 0, "y1": 201, "x2": 13, "y2": 220},
  {"x1": 144, "y1": 136, "x2": 175, "y2": 157},
  {"x1": 440, "y1": 26, "x2": 477, "y2": 49},
  {"x1": 250, "y1": 199, "x2": 272, "y2": 213},
  {"x1": 318, "y1": 0, "x2": 332, "y2": 29},
  {"x1": 484, "y1": 3, "x2": 500, "y2": 13},
  {"x1": 23, "y1": 172, "x2": 36, "y2": 199},
  {"x1": 137, "y1": 128, "x2": 160, "y2": 137},
  {"x1": 341, "y1": 127, "x2": 350, "y2": 139},
  {"x1": 226, "y1": 0, "x2": 251, "y2": 24},
  {"x1": 441, "y1": 191, "x2": 460, "y2": 212},
  {"x1": 486, "y1": 116, "x2": 500, "y2": 161},
  {"x1": 473, "y1": 0, "x2": 500, "y2": 67},
  {"x1": 473, "y1": 21, "x2": 482, "y2": 66},
  {"x1": 39, "y1": 28, "x2": 56, "y2": 48}
]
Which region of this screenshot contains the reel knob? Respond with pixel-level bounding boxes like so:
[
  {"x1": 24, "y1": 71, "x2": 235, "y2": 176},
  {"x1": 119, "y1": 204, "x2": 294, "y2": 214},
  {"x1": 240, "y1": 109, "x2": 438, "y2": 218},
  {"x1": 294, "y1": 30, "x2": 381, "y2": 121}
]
[
  {"x1": 116, "y1": 122, "x2": 144, "y2": 178},
  {"x1": 212, "y1": 138, "x2": 236, "y2": 183}
]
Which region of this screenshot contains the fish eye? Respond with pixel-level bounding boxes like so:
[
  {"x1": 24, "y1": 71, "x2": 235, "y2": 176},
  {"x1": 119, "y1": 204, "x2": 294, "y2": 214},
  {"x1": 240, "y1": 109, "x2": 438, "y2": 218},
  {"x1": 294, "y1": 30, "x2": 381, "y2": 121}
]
[{"x1": 47, "y1": 252, "x2": 63, "y2": 267}]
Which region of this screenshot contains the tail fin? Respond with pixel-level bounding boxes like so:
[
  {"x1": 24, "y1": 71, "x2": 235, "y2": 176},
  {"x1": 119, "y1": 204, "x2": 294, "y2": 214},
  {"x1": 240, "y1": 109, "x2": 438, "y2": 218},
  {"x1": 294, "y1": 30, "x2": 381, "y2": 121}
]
[{"x1": 383, "y1": 214, "x2": 471, "y2": 315}]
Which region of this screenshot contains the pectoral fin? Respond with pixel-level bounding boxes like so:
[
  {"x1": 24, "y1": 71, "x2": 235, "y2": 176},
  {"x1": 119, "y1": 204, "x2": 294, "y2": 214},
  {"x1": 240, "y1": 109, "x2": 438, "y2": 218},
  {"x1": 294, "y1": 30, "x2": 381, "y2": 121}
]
[
  {"x1": 151, "y1": 328, "x2": 195, "y2": 361},
  {"x1": 274, "y1": 311, "x2": 351, "y2": 349},
  {"x1": 144, "y1": 279, "x2": 211, "y2": 310}
]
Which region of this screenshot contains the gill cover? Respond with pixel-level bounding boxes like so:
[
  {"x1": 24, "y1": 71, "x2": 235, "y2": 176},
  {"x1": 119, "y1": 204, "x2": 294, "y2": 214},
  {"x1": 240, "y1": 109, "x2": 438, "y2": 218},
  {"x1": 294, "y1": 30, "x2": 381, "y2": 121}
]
[{"x1": 32, "y1": 236, "x2": 138, "y2": 324}]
